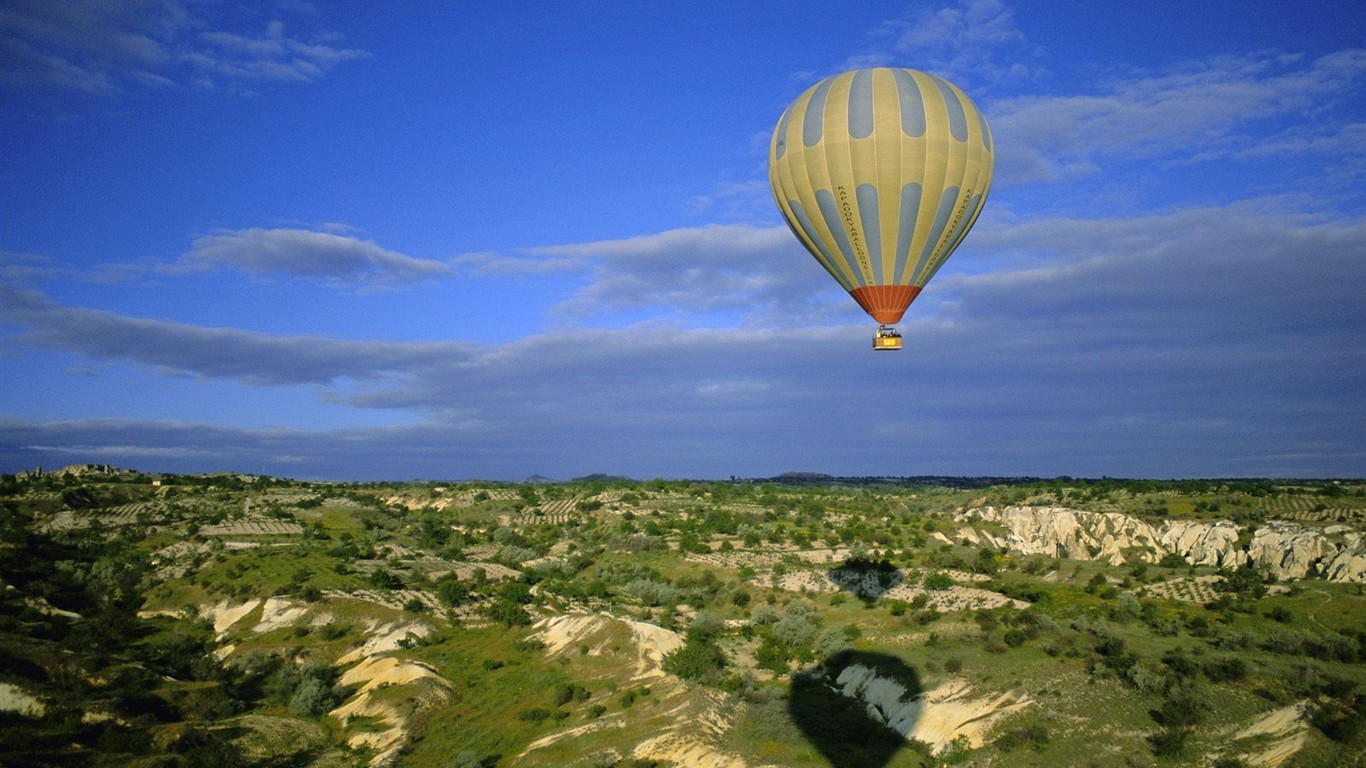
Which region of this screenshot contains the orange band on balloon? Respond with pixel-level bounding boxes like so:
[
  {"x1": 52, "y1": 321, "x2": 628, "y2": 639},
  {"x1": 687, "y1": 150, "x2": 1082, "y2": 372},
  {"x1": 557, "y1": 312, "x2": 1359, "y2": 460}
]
[{"x1": 849, "y1": 285, "x2": 921, "y2": 325}]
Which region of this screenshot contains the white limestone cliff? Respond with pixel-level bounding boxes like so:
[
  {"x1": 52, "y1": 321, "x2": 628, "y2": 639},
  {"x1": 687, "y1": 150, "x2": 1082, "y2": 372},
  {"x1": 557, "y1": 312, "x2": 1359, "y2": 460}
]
[{"x1": 955, "y1": 506, "x2": 1365, "y2": 583}]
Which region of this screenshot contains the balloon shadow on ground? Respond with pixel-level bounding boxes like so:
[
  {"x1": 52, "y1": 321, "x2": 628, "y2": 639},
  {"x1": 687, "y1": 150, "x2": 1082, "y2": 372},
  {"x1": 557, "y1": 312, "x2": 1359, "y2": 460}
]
[
  {"x1": 788, "y1": 650, "x2": 925, "y2": 768},
  {"x1": 826, "y1": 555, "x2": 905, "y2": 604}
]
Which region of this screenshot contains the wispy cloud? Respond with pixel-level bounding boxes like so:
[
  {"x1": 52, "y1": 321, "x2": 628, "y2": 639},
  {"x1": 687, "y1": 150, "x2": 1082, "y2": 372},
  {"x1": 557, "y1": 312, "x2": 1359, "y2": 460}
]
[
  {"x1": 838, "y1": 3, "x2": 1366, "y2": 204},
  {"x1": 0, "y1": 286, "x2": 472, "y2": 385},
  {"x1": 455, "y1": 224, "x2": 843, "y2": 327},
  {"x1": 863, "y1": 0, "x2": 1043, "y2": 88},
  {"x1": 183, "y1": 228, "x2": 450, "y2": 286},
  {"x1": 182, "y1": 19, "x2": 367, "y2": 87},
  {"x1": 452, "y1": 251, "x2": 588, "y2": 278},
  {"x1": 0, "y1": 250, "x2": 58, "y2": 285},
  {"x1": 991, "y1": 49, "x2": 1366, "y2": 186},
  {"x1": 0, "y1": 0, "x2": 364, "y2": 95},
  {"x1": 685, "y1": 180, "x2": 775, "y2": 222},
  {"x1": 530, "y1": 224, "x2": 844, "y2": 325}
]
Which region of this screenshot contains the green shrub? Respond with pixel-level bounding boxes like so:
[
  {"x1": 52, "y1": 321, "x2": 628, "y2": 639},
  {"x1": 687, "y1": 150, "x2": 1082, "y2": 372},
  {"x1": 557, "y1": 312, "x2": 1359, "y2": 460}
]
[
  {"x1": 1158, "y1": 553, "x2": 1187, "y2": 569},
  {"x1": 923, "y1": 571, "x2": 954, "y2": 590},
  {"x1": 368, "y1": 568, "x2": 404, "y2": 590},
  {"x1": 1153, "y1": 685, "x2": 1205, "y2": 728},
  {"x1": 994, "y1": 722, "x2": 1050, "y2": 752},
  {"x1": 482, "y1": 598, "x2": 531, "y2": 627},
  {"x1": 435, "y1": 573, "x2": 469, "y2": 606},
  {"x1": 499, "y1": 581, "x2": 534, "y2": 604},
  {"x1": 517, "y1": 708, "x2": 551, "y2": 723},
  {"x1": 1148, "y1": 725, "x2": 1191, "y2": 757},
  {"x1": 1202, "y1": 655, "x2": 1248, "y2": 682},
  {"x1": 551, "y1": 682, "x2": 591, "y2": 706},
  {"x1": 664, "y1": 636, "x2": 727, "y2": 684}
]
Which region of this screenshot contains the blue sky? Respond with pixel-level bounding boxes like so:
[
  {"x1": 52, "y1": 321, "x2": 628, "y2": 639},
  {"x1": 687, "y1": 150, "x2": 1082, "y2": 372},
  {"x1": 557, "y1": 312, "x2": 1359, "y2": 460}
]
[{"x1": 2, "y1": 0, "x2": 1364, "y2": 480}]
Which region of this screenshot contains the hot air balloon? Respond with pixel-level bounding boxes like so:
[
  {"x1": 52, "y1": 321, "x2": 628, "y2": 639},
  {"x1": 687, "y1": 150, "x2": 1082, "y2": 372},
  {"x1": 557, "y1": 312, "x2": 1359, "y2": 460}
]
[{"x1": 769, "y1": 67, "x2": 994, "y2": 350}]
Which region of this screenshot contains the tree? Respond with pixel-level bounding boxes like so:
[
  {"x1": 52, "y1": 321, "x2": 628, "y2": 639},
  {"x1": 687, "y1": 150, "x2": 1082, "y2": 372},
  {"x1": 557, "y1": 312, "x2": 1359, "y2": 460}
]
[
  {"x1": 483, "y1": 598, "x2": 531, "y2": 627},
  {"x1": 1217, "y1": 564, "x2": 1269, "y2": 600},
  {"x1": 923, "y1": 571, "x2": 954, "y2": 591},
  {"x1": 436, "y1": 573, "x2": 470, "y2": 606},
  {"x1": 755, "y1": 637, "x2": 791, "y2": 674},
  {"x1": 288, "y1": 663, "x2": 341, "y2": 716},
  {"x1": 812, "y1": 625, "x2": 851, "y2": 658},
  {"x1": 686, "y1": 610, "x2": 725, "y2": 643},
  {"x1": 1148, "y1": 725, "x2": 1190, "y2": 758},
  {"x1": 1158, "y1": 552, "x2": 1187, "y2": 569},
  {"x1": 772, "y1": 609, "x2": 818, "y2": 650},
  {"x1": 663, "y1": 635, "x2": 727, "y2": 684},
  {"x1": 499, "y1": 581, "x2": 534, "y2": 605},
  {"x1": 368, "y1": 568, "x2": 404, "y2": 590}
]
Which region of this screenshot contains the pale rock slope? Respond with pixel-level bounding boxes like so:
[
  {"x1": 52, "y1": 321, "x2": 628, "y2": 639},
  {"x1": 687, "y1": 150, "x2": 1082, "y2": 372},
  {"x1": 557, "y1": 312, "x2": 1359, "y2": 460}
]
[
  {"x1": 957, "y1": 506, "x2": 1366, "y2": 582},
  {"x1": 1216, "y1": 701, "x2": 1311, "y2": 767},
  {"x1": 202, "y1": 597, "x2": 446, "y2": 767},
  {"x1": 527, "y1": 613, "x2": 752, "y2": 768}
]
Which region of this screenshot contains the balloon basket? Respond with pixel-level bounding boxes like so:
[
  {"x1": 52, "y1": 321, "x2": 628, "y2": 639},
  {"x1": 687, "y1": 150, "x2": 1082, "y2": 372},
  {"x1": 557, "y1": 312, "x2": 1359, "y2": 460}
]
[{"x1": 873, "y1": 326, "x2": 902, "y2": 351}]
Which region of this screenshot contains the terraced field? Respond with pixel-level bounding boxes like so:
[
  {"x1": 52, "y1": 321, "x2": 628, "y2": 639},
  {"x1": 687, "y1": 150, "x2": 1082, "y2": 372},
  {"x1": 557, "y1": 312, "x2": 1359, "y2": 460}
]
[
  {"x1": 201, "y1": 517, "x2": 306, "y2": 536},
  {"x1": 1258, "y1": 496, "x2": 1365, "y2": 523},
  {"x1": 1137, "y1": 575, "x2": 1223, "y2": 604}
]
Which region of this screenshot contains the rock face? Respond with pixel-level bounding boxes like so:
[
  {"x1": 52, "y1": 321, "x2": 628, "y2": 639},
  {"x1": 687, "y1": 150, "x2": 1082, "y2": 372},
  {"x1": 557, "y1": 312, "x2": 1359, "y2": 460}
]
[{"x1": 956, "y1": 506, "x2": 1366, "y2": 583}]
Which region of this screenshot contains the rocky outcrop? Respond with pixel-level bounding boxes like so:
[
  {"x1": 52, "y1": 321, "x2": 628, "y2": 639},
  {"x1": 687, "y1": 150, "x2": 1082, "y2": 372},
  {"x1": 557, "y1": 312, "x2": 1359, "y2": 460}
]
[
  {"x1": 956, "y1": 506, "x2": 1366, "y2": 583},
  {"x1": 16, "y1": 463, "x2": 124, "y2": 480},
  {"x1": 1246, "y1": 522, "x2": 1342, "y2": 580},
  {"x1": 1322, "y1": 527, "x2": 1366, "y2": 581},
  {"x1": 1158, "y1": 521, "x2": 1243, "y2": 568}
]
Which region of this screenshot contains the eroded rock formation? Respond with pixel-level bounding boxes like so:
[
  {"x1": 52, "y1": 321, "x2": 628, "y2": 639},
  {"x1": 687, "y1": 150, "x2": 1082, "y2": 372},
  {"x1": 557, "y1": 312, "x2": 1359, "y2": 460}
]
[{"x1": 955, "y1": 506, "x2": 1366, "y2": 583}]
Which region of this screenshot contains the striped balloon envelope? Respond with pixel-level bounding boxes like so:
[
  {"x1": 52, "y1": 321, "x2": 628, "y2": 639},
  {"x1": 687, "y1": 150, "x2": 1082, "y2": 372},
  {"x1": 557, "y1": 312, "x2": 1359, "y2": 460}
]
[{"x1": 769, "y1": 68, "x2": 993, "y2": 346}]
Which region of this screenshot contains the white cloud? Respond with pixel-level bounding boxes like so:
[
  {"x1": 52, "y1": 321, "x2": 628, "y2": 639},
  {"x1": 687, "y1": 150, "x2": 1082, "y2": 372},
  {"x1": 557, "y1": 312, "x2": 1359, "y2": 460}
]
[
  {"x1": 183, "y1": 19, "x2": 366, "y2": 84},
  {"x1": 185, "y1": 228, "x2": 450, "y2": 285},
  {"x1": 0, "y1": 286, "x2": 473, "y2": 385},
  {"x1": 991, "y1": 49, "x2": 1366, "y2": 186},
  {"x1": 0, "y1": 250, "x2": 57, "y2": 284},
  {"x1": 451, "y1": 251, "x2": 588, "y2": 277},
  {"x1": 872, "y1": 0, "x2": 1044, "y2": 88},
  {"x1": 0, "y1": 0, "x2": 364, "y2": 94},
  {"x1": 528, "y1": 224, "x2": 845, "y2": 325},
  {"x1": 684, "y1": 179, "x2": 774, "y2": 221}
]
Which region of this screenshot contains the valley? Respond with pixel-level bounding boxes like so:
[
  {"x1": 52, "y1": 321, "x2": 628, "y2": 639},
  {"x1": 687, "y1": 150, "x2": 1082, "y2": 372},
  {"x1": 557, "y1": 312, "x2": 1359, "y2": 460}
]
[{"x1": 1, "y1": 468, "x2": 1362, "y2": 767}]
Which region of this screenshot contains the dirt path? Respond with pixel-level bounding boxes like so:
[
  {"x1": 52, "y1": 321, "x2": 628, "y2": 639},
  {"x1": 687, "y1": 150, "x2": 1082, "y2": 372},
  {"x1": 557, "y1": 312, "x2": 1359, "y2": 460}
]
[{"x1": 1304, "y1": 588, "x2": 1334, "y2": 629}]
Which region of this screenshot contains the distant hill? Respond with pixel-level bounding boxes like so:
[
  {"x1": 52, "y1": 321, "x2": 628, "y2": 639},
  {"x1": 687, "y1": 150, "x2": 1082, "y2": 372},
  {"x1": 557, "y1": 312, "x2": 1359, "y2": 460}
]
[
  {"x1": 570, "y1": 472, "x2": 633, "y2": 483},
  {"x1": 756, "y1": 472, "x2": 1048, "y2": 488}
]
